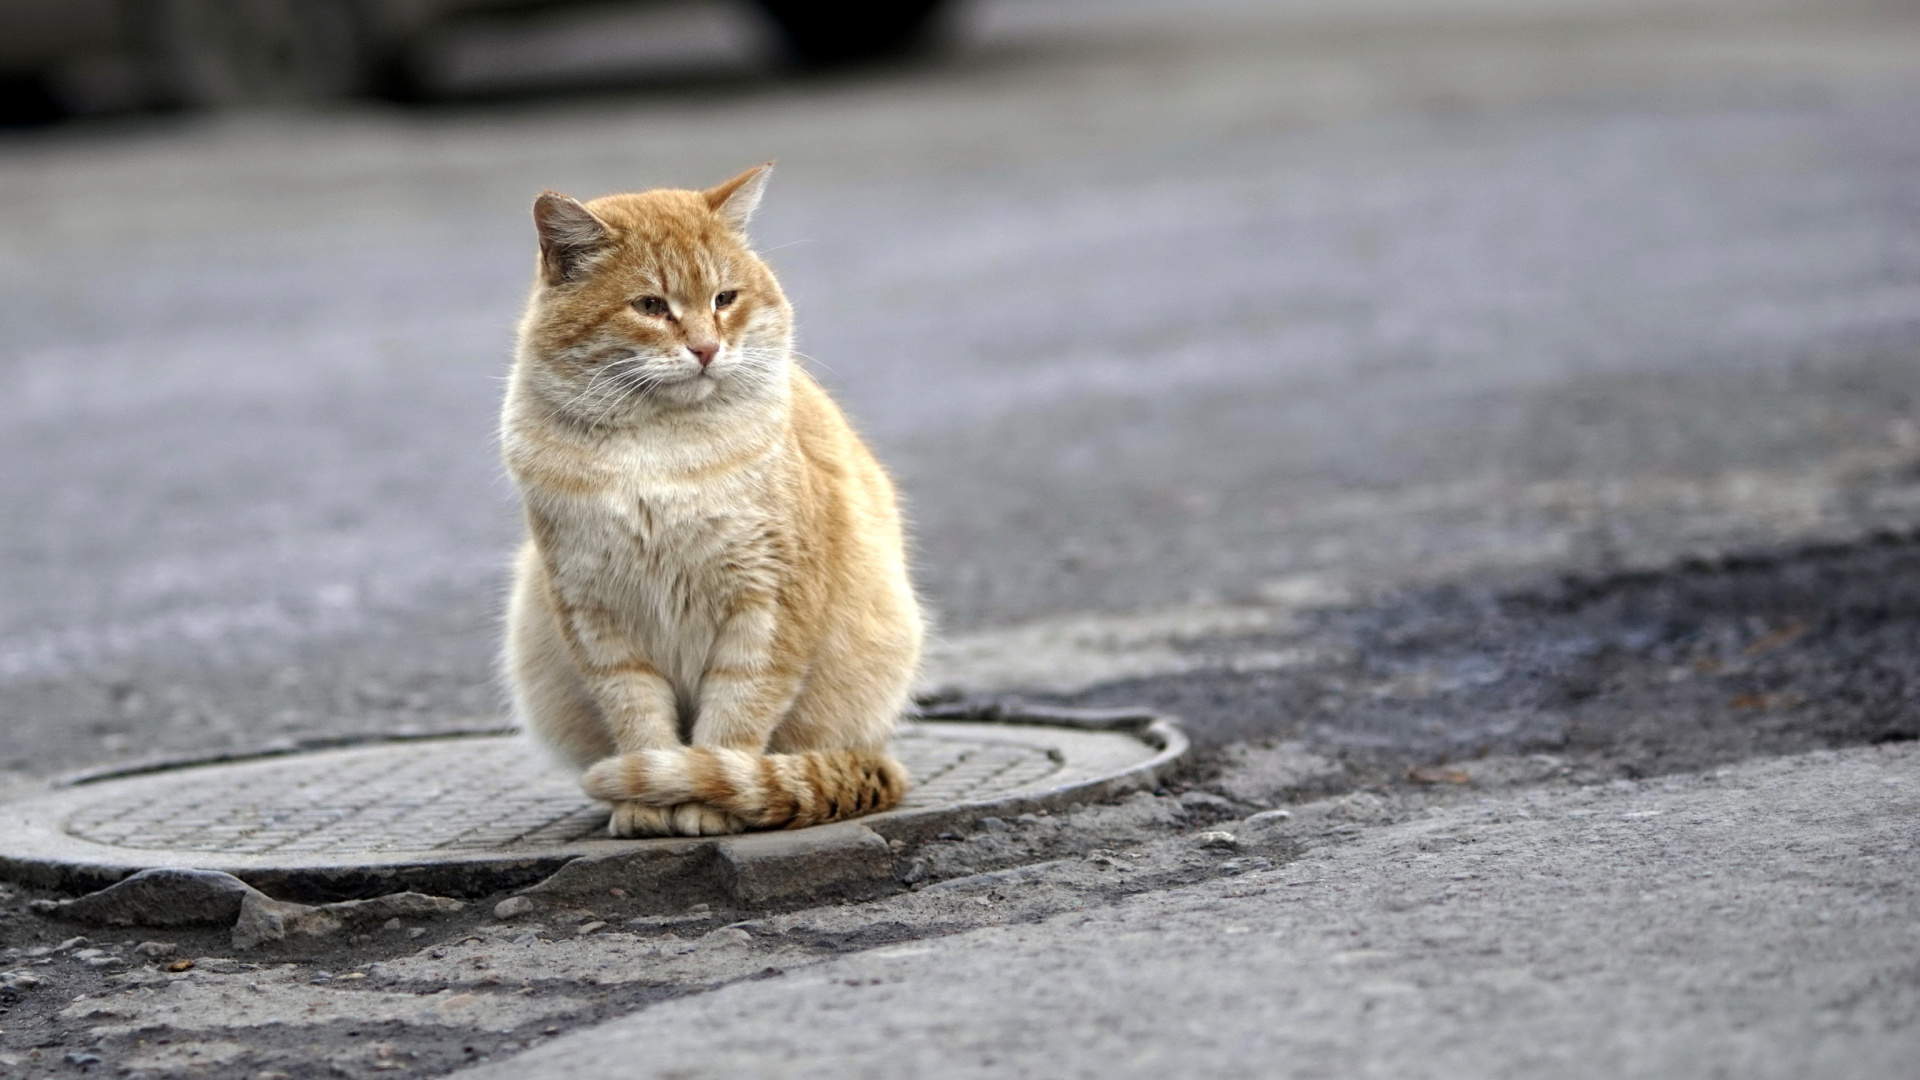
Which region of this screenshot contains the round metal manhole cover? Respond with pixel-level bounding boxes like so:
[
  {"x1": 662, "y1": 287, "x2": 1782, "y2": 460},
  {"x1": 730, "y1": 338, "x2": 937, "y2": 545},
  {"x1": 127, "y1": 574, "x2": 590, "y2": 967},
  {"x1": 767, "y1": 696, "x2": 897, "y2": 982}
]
[
  {"x1": 0, "y1": 714, "x2": 1185, "y2": 898},
  {"x1": 62, "y1": 731, "x2": 1067, "y2": 856}
]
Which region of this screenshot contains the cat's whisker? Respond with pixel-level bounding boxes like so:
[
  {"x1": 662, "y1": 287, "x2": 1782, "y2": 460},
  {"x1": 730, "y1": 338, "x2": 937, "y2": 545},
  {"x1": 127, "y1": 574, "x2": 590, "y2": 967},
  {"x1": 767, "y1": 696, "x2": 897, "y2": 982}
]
[
  {"x1": 554, "y1": 354, "x2": 661, "y2": 421},
  {"x1": 558, "y1": 374, "x2": 626, "y2": 421},
  {"x1": 580, "y1": 374, "x2": 642, "y2": 428},
  {"x1": 583, "y1": 364, "x2": 674, "y2": 428},
  {"x1": 788, "y1": 349, "x2": 840, "y2": 376},
  {"x1": 726, "y1": 349, "x2": 793, "y2": 381}
]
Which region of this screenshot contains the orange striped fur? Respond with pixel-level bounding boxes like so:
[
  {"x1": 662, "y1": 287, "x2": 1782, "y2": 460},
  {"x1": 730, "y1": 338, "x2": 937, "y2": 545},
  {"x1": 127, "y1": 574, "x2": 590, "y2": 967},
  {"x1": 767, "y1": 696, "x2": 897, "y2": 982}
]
[
  {"x1": 500, "y1": 165, "x2": 922, "y2": 837},
  {"x1": 580, "y1": 747, "x2": 910, "y2": 830}
]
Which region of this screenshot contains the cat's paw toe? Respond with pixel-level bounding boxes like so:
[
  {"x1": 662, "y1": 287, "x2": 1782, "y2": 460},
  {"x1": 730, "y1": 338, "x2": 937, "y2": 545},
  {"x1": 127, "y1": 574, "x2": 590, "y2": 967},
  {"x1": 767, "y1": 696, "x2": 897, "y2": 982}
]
[
  {"x1": 671, "y1": 803, "x2": 746, "y2": 836},
  {"x1": 608, "y1": 801, "x2": 677, "y2": 838}
]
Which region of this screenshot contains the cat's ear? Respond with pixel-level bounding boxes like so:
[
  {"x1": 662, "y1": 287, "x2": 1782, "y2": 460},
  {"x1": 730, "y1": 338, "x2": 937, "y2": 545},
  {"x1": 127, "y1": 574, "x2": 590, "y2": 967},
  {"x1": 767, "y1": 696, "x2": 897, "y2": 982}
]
[
  {"x1": 533, "y1": 191, "x2": 612, "y2": 285},
  {"x1": 704, "y1": 162, "x2": 773, "y2": 234}
]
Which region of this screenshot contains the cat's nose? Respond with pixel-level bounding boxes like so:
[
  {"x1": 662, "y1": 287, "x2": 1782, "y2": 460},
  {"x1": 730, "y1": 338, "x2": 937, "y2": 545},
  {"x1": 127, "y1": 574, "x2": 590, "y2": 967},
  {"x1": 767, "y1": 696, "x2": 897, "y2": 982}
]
[{"x1": 688, "y1": 342, "x2": 719, "y2": 368}]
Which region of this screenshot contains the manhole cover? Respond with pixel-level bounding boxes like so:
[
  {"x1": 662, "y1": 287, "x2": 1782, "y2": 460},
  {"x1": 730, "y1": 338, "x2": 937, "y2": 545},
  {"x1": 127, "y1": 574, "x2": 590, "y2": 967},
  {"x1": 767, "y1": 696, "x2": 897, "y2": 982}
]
[{"x1": 0, "y1": 710, "x2": 1184, "y2": 900}]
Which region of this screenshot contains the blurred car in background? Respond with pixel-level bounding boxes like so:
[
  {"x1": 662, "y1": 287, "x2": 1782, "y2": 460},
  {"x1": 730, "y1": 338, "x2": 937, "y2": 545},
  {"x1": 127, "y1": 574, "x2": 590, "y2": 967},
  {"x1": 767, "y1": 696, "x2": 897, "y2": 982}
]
[{"x1": 0, "y1": 0, "x2": 948, "y2": 113}]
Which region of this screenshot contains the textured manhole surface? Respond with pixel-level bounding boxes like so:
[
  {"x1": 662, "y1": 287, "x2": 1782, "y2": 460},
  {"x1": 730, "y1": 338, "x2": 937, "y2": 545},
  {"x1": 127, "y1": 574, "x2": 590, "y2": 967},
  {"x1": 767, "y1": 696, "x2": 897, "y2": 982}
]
[
  {"x1": 0, "y1": 716, "x2": 1185, "y2": 896},
  {"x1": 63, "y1": 733, "x2": 1063, "y2": 856}
]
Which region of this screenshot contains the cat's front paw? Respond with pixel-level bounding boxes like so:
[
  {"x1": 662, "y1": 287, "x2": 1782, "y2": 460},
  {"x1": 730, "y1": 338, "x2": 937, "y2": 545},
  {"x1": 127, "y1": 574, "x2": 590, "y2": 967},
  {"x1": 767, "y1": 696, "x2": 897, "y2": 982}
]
[
  {"x1": 671, "y1": 802, "x2": 748, "y2": 836},
  {"x1": 608, "y1": 801, "x2": 678, "y2": 838}
]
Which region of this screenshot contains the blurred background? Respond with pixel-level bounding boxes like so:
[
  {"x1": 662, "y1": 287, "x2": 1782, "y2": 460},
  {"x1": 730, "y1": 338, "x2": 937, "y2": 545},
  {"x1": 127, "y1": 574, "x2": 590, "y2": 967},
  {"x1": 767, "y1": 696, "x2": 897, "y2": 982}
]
[
  {"x1": 0, "y1": 0, "x2": 951, "y2": 119},
  {"x1": 2, "y1": 0, "x2": 1919, "y2": 786}
]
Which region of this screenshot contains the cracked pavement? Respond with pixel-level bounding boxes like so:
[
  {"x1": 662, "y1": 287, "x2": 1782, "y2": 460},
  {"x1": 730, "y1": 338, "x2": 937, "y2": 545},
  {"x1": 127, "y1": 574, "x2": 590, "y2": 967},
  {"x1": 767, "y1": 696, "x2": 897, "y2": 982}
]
[{"x1": 7, "y1": 739, "x2": 1915, "y2": 1078}]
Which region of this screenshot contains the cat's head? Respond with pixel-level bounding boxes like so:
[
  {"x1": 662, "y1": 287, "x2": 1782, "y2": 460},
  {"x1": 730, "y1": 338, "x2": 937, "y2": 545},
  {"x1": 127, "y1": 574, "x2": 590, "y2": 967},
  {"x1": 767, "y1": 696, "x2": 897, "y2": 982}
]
[{"x1": 517, "y1": 164, "x2": 792, "y2": 422}]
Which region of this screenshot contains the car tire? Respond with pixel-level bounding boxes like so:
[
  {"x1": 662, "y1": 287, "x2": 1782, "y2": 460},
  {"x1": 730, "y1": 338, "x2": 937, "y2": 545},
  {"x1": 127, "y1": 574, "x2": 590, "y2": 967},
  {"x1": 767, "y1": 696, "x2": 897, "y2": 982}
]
[{"x1": 753, "y1": 0, "x2": 948, "y2": 68}]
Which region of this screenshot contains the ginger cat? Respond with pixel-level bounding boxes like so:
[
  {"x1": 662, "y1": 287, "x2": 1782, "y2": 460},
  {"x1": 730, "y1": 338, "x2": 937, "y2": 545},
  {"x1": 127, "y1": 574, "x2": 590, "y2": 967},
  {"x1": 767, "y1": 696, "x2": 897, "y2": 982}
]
[{"x1": 500, "y1": 164, "x2": 920, "y2": 838}]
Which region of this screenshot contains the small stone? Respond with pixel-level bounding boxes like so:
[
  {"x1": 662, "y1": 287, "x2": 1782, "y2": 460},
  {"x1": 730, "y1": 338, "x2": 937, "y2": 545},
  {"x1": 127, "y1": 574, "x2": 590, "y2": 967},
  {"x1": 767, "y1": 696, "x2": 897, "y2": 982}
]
[
  {"x1": 407, "y1": 928, "x2": 426, "y2": 939},
  {"x1": 493, "y1": 896, "x2": 534, "y2": 920},
  {"x1": 1179, "y1": 791, "x2": 1236, "y2": 812},
  {"x1": 1196, "y1": 830, "x2": 1240, "y2": 851},
  {"x1": 686, "y1": 903, "x2": 710, "y2": 914},
  {"x1": 232, "y1": 893, "x2": 342, "y2": 949},
  {"x1": 575, "y1": 921, "x2": 607, "y2": 936},
  {"x1": 701, "y1": 926, "x2": 753, "y2": 948},
  {"x1": 383, "y1": 917, "x2": 403, "y2": 930},
  {"x1": 54, "y1": 936, "x2": 90, "y2": 952},
  {"x1": 134, "y1": 941, "x2": 177, "y2": 958},
  {"x1": 167, "y1": 958, "x2": 195, "y2": 972},
  {"x1": 1015, "y1": 814, "x2": 1040, "y2": 826},
  {"x1": 1243, "y1": 809, "x2": 1293, "y2": 828},
  {"x1": 64, "y1": 1052, "x2": 103, "y2": 1067},
  {"x1": 39, "y1": 870, "x2": 261, "y2": 928},
  {"x1": 976, "y1": 816, "x2": 1010, "y2": 833}
]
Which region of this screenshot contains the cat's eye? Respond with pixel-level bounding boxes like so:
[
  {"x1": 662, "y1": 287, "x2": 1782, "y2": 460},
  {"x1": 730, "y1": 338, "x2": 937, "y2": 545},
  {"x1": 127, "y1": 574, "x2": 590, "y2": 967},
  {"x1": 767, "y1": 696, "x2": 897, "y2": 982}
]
[
  {"x1": 633, "y1": 296, "x2": 670, "y2": 317},
  {"x1": 714, "y1": 290, "x2": 738, "y2": 310}
]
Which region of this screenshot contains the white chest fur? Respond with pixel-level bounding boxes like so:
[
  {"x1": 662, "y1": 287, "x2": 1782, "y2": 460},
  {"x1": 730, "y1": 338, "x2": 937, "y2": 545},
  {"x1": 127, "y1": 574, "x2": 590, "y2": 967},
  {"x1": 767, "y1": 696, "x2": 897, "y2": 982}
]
[{"x1": 520, "y1": 423, "x2": 785, "y2": 698}]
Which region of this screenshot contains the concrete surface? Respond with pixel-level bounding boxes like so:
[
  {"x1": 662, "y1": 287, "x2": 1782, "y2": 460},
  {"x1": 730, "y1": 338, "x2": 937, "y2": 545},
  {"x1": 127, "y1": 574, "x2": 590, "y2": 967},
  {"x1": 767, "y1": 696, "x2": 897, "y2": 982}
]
[
  {"x1": 451, "y1": 743, "x2": 1920, "y2": 1080},
  {"x1": 3, "y1": 736, "x2": 1914, "y2": 1076},
  {"x1": 0, "y1": 759, "x2": 1305, "y2": 1076},
  {"x1": 18, "y1": 740, "x2": 1910, "y2": 1080}
]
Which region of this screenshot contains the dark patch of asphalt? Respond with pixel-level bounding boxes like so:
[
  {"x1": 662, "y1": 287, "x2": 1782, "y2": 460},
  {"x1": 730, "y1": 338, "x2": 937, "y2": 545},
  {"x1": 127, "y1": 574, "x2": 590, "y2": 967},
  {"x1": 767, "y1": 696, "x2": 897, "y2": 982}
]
[{"x1": 1057, "y1": 531, "x2": 1920, "y2": 779}]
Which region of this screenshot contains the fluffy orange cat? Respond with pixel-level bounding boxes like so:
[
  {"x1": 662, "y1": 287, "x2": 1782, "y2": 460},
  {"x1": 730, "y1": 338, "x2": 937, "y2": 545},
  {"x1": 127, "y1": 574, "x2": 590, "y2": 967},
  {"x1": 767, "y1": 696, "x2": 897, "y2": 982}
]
[{"x1": 500, "y1": 164, "x2": 920, "y2": 838}]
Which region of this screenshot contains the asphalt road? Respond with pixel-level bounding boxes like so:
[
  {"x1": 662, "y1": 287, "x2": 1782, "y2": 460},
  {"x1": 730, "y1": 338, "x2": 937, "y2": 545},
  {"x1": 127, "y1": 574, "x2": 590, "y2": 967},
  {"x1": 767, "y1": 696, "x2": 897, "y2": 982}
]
[
  {"x1": 3, "y1": 1, "x2": 1920, "y2": 1076},
  {"x1": 3, "y1": 0, "x2": 1920, "y2": 782}
]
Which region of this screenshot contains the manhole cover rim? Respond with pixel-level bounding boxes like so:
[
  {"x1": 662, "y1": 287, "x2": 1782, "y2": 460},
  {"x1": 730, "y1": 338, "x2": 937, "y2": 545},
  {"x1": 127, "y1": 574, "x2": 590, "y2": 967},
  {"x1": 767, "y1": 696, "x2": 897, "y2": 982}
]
[{"x1": 0, "y1": 712, "x2": 1187, "y2": 895}]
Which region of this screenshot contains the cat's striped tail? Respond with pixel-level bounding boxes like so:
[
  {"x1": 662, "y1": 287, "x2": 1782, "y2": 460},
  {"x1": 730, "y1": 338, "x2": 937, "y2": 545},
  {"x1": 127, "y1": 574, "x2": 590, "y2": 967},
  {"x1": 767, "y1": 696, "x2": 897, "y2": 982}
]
[{"x1": 579, "y1": 747, "x2": 910, "y2": 829}]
